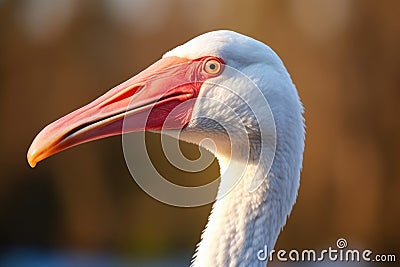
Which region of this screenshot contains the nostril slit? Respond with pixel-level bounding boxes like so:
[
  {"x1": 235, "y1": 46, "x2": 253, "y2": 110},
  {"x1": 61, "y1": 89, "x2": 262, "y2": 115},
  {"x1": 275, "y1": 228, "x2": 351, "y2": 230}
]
[{"x1": 100, "y1": 85, "x2": 144, "y2": 108}]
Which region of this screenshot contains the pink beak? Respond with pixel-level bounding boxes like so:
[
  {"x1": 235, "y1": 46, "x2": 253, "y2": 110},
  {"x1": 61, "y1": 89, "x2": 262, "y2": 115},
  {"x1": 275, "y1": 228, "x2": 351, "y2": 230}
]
[{"x1": 27, "y1": 56, "x2": 209, "y2": 168}]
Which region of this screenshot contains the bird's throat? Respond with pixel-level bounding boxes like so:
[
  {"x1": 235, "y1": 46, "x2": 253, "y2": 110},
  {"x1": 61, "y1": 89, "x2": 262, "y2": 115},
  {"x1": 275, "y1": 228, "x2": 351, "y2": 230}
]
[{"x1": 191, "y1": 157, "x2": 283, "y2": 267}]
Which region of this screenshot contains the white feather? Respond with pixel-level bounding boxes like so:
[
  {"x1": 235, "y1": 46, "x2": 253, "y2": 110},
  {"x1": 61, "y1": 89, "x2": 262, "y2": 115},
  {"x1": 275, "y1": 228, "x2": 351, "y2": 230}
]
[{"x1": 166, "y1": 30, "x2": 305, "y2": 267}]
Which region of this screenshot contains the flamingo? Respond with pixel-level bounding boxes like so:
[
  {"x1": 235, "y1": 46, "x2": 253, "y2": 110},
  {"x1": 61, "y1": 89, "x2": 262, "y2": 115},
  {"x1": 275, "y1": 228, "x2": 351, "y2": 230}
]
[{"x1": 27, "y1": 30, "x2": 305, "y2": 267}]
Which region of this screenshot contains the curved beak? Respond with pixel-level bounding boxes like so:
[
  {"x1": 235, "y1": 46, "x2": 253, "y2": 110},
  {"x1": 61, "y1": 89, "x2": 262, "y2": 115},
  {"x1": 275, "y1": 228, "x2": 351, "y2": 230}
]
[{"x1": 27, "y1": 56, "x2": 204, "y2": 168}]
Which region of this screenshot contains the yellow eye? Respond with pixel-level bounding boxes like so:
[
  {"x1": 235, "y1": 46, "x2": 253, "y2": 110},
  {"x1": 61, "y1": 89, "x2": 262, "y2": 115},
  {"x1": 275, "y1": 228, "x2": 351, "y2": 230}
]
[{"x1": 204, "y1": 59, "x2": 221, "y2": 75}]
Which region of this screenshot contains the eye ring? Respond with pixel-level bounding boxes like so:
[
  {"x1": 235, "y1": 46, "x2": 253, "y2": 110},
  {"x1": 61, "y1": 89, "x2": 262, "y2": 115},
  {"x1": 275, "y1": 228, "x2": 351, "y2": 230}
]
[{"x1": 203, "y1": 58, "x2": 222, "y2": 75}]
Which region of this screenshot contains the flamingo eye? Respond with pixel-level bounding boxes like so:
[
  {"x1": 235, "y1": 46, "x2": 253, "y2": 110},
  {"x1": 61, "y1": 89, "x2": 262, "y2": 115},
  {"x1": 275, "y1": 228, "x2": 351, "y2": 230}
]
[{"x1": 203, "y1": 59, "x2": 222, "y2": 75}]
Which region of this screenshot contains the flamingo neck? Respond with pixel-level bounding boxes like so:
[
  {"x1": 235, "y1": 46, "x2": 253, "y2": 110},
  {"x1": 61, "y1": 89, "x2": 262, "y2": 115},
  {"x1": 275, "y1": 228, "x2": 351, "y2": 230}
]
[{"x1": 191, "y1": 154, "x2": 288, "y2": 267}]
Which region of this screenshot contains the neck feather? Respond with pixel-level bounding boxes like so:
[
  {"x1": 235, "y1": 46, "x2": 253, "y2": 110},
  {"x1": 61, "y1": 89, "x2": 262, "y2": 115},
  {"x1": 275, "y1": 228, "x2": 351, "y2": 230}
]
[{"x1": 191, "y1": 152, "x2": 291, "y2": 267}]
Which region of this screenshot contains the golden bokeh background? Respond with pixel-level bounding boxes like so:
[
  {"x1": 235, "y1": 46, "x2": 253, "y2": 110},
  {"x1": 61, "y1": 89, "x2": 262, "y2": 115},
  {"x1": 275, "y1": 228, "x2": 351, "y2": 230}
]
[{"x1": 0, "y1": 0, "x2": 399, "y2": 266}]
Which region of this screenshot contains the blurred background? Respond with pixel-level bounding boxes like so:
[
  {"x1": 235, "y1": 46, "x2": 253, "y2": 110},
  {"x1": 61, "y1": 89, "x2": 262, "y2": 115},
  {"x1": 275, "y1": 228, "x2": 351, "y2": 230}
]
[{"x1": 0, "y1": 0, "x2": 399, "y2": 266}]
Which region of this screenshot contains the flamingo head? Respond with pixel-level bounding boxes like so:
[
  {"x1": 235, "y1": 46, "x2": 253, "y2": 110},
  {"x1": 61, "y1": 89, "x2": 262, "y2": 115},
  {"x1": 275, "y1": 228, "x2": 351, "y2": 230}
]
[{"x1": 27, "y1": 30, "x2": 303, "y2": 171}]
